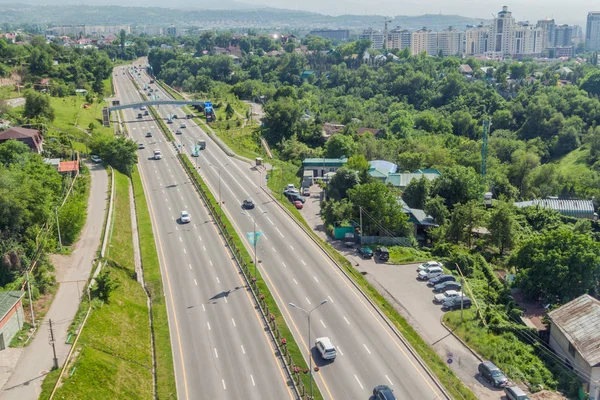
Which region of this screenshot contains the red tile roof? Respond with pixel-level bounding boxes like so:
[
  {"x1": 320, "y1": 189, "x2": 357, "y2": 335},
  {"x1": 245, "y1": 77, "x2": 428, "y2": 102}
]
[{"x1": 58, "y1": 160, "x2": 79, "y2": 173}]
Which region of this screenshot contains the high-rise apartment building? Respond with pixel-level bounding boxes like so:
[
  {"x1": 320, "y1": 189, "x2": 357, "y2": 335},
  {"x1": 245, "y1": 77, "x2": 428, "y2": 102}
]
[
  {"x1": 465, "y1": 25, "x2": 489, "y2": 55},
  {"x1": 309, "y1": 30, "x2": 350, "y2": 41},
  {"x1": 554, "y1": 24, "x2": 574, "y2": 47},
  {"x1": 491, "y1": 6, "x2": 516, "y2": 54},
  {"x1": 360, "y1": 28, "x2": 385, "y2": 49},
  {"x1": 437, "y1": 26, "x2": 465, "y2": 56},
  {"x1": 411, "y1": 28, "x2": 438, "y2": 55},
  {"x1": 511, "y1": 23, "x2": 545, "y2": 58},
  {"x1": 537, "y1": 18, "x2": 555, "y2": 47},
  {"x1": 386, "y1": 28, "x2": 411, "y2": 50},
  {"x1": 586, "y1": 12, "x2": 600, "y2": 50}
]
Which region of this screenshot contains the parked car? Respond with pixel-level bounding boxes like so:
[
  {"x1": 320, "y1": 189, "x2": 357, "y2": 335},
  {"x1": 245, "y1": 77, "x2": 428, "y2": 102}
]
[
  {"x1": 144, "y1": 110, "x2": 149, "y2": 116},
  {"x1": 479, "y1": 361, "x2": 509, "y2": 388},
  {"x1": 373, "y1": 385, "x2": 396, "y2": 400},
  {"x1": 417, "y1": 266, "x2": 443, "y2": 280},
  {"x1": 90, "y1": 155, "x2": 102, "y2": 163},
  {"x1": 433, "y1": 281, "x2": 462, "y2": 293},
  {"x1": 315, "y1": 337, "x2": 336, "y2": 360},
  {"x1": 180, "y1": 211, "x2": 191, "y2": 224},
  {"x1": 146, "y1": 132, "x2": 152, "y2": 137},
  {"x1": 288, "y1": 193, "x2": 305, "y2": 204},
  {"x1": 417, "y1": 261, "x2": 443, "y2": 272},
  {"x1": 294, "y1": 200, "x2": 303, "y2": 209},
  {"x1": 283, "y1": 188, "x2": 300, "y2": 197},
  {"x1": 504, "y1": 386, "x2": 530, "y2": 400},
  {"x1": 434, "y1": 290, "x2": 464, "y2": 304},
  {"x1": 286, "y1": 183, "x2": 296, "y2": 190},
  {"x1": 242, "y1": 199, "x2": 255, "y2": 209},
  {"x1": 441, "y1": 296, "x2": 472, "y2": 311},
  {"x1": 302, "y1": 187, "x2": 310, "y2": 196},
  {"x1": 375, "y1": 247, "x2": 390, "y2": 261},
  {"x1": 358, "y1": 247, "x2": 374, "y2": 258},
  {"x1": 427, "y1": 274, "x2": 456, "y2": 287}
]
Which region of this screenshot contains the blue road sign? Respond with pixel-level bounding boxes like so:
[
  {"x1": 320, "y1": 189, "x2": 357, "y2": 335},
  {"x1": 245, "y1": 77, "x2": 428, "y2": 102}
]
[{"x1": 246, "y1": 231, "x2": 263, "y2": 246}]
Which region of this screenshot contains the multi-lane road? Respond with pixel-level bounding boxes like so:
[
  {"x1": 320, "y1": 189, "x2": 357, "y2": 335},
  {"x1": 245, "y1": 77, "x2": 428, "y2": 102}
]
[
  {"x1": 113, "y1": 67, "x2": 294, "y2": 400},
  {"x1": 118, "y1": 62, "x2": 451, "y2": 400}
]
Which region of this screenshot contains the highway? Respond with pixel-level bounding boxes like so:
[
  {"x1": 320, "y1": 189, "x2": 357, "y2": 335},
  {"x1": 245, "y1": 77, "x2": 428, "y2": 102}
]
[
  {"x1": 112, "y1": 67, "x2": 294, "y2": 400},
  {"x1": 126, "y1": 65, "x2": 449, "y2": 400}
]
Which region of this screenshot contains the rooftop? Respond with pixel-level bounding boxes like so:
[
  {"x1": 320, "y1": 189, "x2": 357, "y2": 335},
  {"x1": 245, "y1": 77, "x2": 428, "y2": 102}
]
[
  {"x1": 302, "y1": 157, "x2": 348, "y2": 167},
  {"x1": 0, "y1": 291, "x2": 25, "y2": 322},
  {"x1": 514, "y1": 198, "x2": 595, "y2": 219},
  {"x1": 59, "y1": 160, "x2": 79, "y2": 173},
  {"x1": 548, "y1": 295, "x2": 600, "y2": 367}
]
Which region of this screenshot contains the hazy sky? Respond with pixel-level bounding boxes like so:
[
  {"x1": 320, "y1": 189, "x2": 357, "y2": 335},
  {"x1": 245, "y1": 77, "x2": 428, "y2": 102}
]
[{"x1": 245, "y1": 0, "x2": 596, "y2": 25}]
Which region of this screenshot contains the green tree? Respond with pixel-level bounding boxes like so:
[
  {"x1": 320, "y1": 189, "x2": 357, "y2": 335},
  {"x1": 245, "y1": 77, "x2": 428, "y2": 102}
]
[
  {"x1": 23, "y1": 90, "x2": 55, "y2": 121},
  {"x1": 325, "y1": 134, "x2": 356, "y2": 158},
  {"x1": 321, "y1": 198, "x2": 354, "y2": 225},
  {"x1": 348, "y1": 181, "x2": 412, "y2": 237},
  {"x1": 580, "y1": 70, "x2": 600, "y2": 96},
  {"x1": 446, "y1": 201, "x2": 485, "y2": 247},
  {"x1": 90, "y1": 136, "x2": 137, "y2": 175},
  {"x1": 488, "y1": 200, "x2": 518, "y2": 254},
  {"x1": 225, "y1": 103, "x2": 234, "y2": 120},
  {"x1": 402, "y1": 176, "x2": 430, "y2": 209},
  {"x1": 513, "y1": 226, "x2": 600, "y2": 302},
  {"x1": 93, "y1": 267, "x2": 120, "y2": 303},
  {"x1": 424, "y1": 195, "x2": 450, "y2": 226},
  {"x1": 327, "y1": 167, "x2": 359, "y2": 200},
  {"x1": 389, "y1": 110, "x2": 414, "y2": 138},
  {"x1": 263, "y1": 97, "x2": 302, "y2": 143},
  {"x1": 346, "y1": 154, "x2": 371, "y2": 184},
  {"x1": 28, "y1": 47, "x2": 53, "y2": 76},
  {"x1": 119, "y1": 29, "x2": 126, "y2": 55},
  {"x1": 431, "y1": 166, "x2": 482, "y2": 209}
]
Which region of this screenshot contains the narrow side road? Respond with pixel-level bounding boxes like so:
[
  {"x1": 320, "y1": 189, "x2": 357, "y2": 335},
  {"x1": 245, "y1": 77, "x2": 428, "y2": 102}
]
[{"x1": 0, "y1": 162, "x2": 109, "y2": 400}]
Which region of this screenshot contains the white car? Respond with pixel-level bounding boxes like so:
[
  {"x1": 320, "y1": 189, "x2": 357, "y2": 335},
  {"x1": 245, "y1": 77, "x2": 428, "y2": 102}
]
[
  {"x1": 302, "y1": 187, "x2": 310, "y2": 196},
  {"x1": 417, "y1": 260, "x2": 443, "y2": 272},
  {"x1": 180, "y1": 211, "x2": 191, "y2": 224},
  {"x1": 434, "y1": 290, "x2": 464, "y2": 304},
  {"x1": 315, "y1": 337, "x2": 336, "y2": 360},
  {"x1": 418, "y1": 266, "x2": 443, "y2": 281},
  {"x1": 90, "y1": 155, "x2": 102, "y2": 163}
]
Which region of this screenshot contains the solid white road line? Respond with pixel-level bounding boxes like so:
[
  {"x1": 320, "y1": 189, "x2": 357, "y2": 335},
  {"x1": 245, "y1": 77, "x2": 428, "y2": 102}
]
[
  {"x1": 314, "y1": 276, "x2": 319, "y2": 283},
  {"x1": 216, "y1": 277, "x2": 220, "y2": 283},
  {"x1": 293, "y1": 278, "x2": 298, "y2": 285},
  {"x1": 289, "y1": 245, "x2": 294, "y2": 251},
  {"x1": 320, "y1": 320, "x2": 326, "y2": 328},
  {"x1": 189, "y1": 264, "x2": 192, "y2": 270},
  {"x1": 328, "y1": 296, "x2": 334, "y2": 303},
  {"x1": 179, "y1": 237, "x2": 182, "y2": 242},
  {"x1": 209, "y1": 260, "x2": 213, "y2": 266},
  {"x1": 183, "y1": 249, "x2": 187, "y2": 254},
  {"x1": 272, "y1": 247, "x2": 277, "y2": 253},
  {"x1": 222, "y1": 379, "x2": 226, "y2": 390},
  {"x1": 194, "y1": 279, "x2": 197, "y2": 286},
  {"x1": 232, "y1": 318, "x2": 236, "y2": 327},
  {"x1": 203, "y1": 246, "x2": 207, "y2": 251},
  {"x1": 363, "y1": 344, "x2": 371, "y2": 354},
  {"x1": 202, "y1": 304, "x2": 206, "y2": 312},
  {"x1": 281, "y1": 262, "x2": 287, "y2": 269},
  {"x1": 385, "y1": 375, "x2": 393, "y2": 385},
  {"x1": 301, "y1": 259, "x2": 306, "y2": 266},
  {"x1": 214, "y1": 348, "x2": 218, "y2": 358},
  {"x1": 250, "y1": 374, "x2": 255, "y2": 386},
  {"x1": 241, "y1": 345, "x2": 246, "y2": 354},
  {"x1": 344, "y1": 316, "x2": 350, "y2": 325},
  {"x1": 224, "y1": 297, "x2": 228, "y2": 304},
  {"x1": 306, "y1": 297, "x2": 311, "y2": 305},
  {"x1": 207, "y1": 321, "x2": 211, "y2": 330}
]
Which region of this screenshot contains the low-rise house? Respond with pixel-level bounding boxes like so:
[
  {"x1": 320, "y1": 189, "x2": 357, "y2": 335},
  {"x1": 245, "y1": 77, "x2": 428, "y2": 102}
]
[
  {"x1": 322, "y1": 122, "x2": 345, "y2": 139},
  {"x1": 302, "y1": 157, "x2": 348, "y2": 181},
  {"x1": 357, "y1": 127, "x2": 384, "y2": 138},
  {"x1": 385, "y1": 169, "x2": 441, "y2": 190},
  {"x1": 0, "y1": 291, "x2": 26, "y2": 350},
  {"x1": 459, "y1": 64, "x2": 473, "y2": 75},
  {"x1": 0, "y1": 127, "x2": 43, "y2": 153},
  {"x1": 547, "y1": 295, "x2": 600, "y2": 400},
  {"x1": 368, "y1": 160, "x2": 398, "y2": 182},
  {"x1": 514, "y1": 198, "x2": 596, "y2": 220}
]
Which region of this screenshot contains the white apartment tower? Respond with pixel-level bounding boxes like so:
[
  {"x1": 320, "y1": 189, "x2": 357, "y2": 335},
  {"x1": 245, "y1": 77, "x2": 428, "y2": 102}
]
[
  {"x1": 491, "y1": 6, "x2": 516, "y2": 54},
  {"x1": 360, "y1": 28, "x2": 385, "y2": 49},
  {"x1": 387, "y1": 28, "x2": 412, "y2": 50},
  {"x1": 465, "y1": 25, "x2": 489, "y2": 55},
  {"x1": 586, "y1": 12, "x2": 600, "y2": 51},
  {"x1": 437, "y1": 26, "x2": 465, "y2": 56},
  {"x1": 512, "y1": 24, "x2": 545, "y2": 57}
]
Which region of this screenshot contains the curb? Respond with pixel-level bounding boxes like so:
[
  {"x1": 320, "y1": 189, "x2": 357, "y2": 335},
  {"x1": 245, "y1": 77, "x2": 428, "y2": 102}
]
[
  {"x1": 439, "y1": 317, "x2": 484, "y2": 362},
  {"x1": 260, "y1": 186, "x2": 453, "y2": 400}
]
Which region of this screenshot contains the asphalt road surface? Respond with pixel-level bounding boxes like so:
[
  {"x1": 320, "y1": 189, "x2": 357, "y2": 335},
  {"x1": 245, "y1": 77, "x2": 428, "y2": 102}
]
[
  {"x1": 124, "y1": 64, "x2": 451, "y2": 400},
  {"x1": 113, "y1": 67, "x2": 294, "y2": 400}
]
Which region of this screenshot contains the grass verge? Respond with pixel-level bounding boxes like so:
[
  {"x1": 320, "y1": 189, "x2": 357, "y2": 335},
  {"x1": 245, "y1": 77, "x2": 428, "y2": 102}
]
[
  {"x1": 131, "y1": 166, "x2": 177, "y2": 399},
  {"x1": 39, "y1": 171, "x2": 154, "y2": 400}
]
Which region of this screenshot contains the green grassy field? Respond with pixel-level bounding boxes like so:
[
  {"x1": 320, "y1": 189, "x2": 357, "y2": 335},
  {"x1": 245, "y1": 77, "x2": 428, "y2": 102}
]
[
  {"x1": 0, "y1": 85, "x2": 21, "y2": 101},
  {"x1": 41, "y1": 171, "x2": 154, "y2": 399},
  {"x1": 556, "y1": 147, "x2": 594, "y2": 180}
]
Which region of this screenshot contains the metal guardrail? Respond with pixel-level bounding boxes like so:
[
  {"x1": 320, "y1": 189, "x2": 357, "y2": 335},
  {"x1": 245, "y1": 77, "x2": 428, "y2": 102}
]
[{"x1": 107, "y1": 99, "x2": 206, "y2": 113}]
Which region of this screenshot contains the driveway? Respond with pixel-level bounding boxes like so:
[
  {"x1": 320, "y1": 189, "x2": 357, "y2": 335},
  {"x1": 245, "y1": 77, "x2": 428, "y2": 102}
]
[
  {"x1": 1, "y1": 97, "x2": 25, "y2": 108},
  {"x1": 0, "y1": 162, "x2": 109, "y2": 400},
  {"x1": 299, "y1": 184, "x2": 502, "y2": 400}
]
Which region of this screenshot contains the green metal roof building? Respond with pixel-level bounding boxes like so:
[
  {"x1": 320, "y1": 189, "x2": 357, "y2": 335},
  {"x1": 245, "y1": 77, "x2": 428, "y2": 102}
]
[
  {"x1": 302, "y1": 157, "x2": 348, "y2": 182},
  {"x1": 0, "y1": 291, "x2": 25, "y2": 350}
]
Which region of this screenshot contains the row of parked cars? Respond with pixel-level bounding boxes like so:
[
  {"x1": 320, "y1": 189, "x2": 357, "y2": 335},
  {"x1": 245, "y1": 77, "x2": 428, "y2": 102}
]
[{"x1": 416, "y1": 261, "x2": 530, "y2": 399}]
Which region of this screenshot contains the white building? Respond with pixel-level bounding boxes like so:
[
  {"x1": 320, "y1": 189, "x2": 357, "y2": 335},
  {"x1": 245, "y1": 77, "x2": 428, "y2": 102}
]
[
  {"x1": 360, "y1": 28, "x2": 385, "y2": 49},
  {"x1": 387, "y1": 28, "x2": 411, "y2": 50},
  {"x1": 512, "y1": 24, "x2": 545, "y2": 58},
  {"x1": 491, "y1": 6, "x2": 516, "y2": 55},
  {"x1": 586, "y1": 11, "x2": 600, "y2": 51},
  {"x1": 548, "y1": 295, "x2": 600, "y2": 400},
  {"x1": 465, "y1": 25, "x2": 489, "y2": 55},
  {"x1": 437, "y1": 26, "x2": 465, "y2": 56}
]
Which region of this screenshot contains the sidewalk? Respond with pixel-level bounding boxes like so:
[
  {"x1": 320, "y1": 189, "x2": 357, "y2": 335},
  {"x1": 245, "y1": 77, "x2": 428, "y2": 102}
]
[
  {"x1": 299, "y1": 184, "x2": 502, "y2": 400},
  {"x1": 0, "y1": 162, "x2": 109, "y2": 400}
]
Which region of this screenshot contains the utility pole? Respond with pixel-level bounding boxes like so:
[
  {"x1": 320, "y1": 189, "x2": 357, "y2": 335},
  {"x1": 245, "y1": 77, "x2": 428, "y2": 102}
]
[
  {"x1": 55, "y1": 206, "x2": 62, "y2": 250},
  {"x1": 49, "y1": 319, "x2": 59, "y2": 369},
  {"x1": 253, "y1": 218, "x2": 257, "y2": 278},
  {"x1": 359, "y1": 207, "x2": 363, "y2": 244},
  {"x1": 26, "y1": 270, "x2": 35, "y2": 326},
  {"x1": 460, "y1": 277, "x2": 465, "y2": 324}
]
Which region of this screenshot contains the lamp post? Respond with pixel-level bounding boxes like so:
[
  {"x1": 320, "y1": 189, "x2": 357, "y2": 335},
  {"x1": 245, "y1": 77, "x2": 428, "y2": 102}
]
[
  {"x1": 289, "y1": 299, "x2": 328, "y2": 400},
  {"x1": 243, "y1": 210, "x2": 267, "y2": 278},
  {"x1": 210, "y1": 163, "x2": 229, "y2": 218}
]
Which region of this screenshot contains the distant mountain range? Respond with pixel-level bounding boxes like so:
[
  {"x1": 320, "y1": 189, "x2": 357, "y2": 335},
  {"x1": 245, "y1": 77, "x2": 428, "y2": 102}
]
[{"x1": 0, "y1": 2, "x2": 489, "y2": 32}]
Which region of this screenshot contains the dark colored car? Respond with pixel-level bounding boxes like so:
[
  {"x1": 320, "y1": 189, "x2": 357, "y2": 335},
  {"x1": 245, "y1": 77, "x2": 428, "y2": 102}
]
[
  {"x1": 373, "y1": 385, "x2": 396, "y2": 400},
  {"x1": 441, "y1": 296, "x2": 472, "y2": 311},
  {"x1": 358, "y1": 247, "x2": 374, "y2": 258},
  {"x1": 288, "y1": 193, "x2": 305, "y2": 204},
  {"x1": 479, "y1": 361, "x2": 509, "y2": 388},
  {"x1": 375, "y1": 247, "x2": 390, "y2": 261},
  {"x1": 242, "y1": 199, "x2": 255, "y2": 209},
  {"x1": 433, "y1": 281, "x2": 462, "y2": 293},
  {"x1": 146, "y1": 132, "x2": 152, "y2": 137},
  {"x1": 427, "y1": 274, "x2": 457, "y2": 287}
]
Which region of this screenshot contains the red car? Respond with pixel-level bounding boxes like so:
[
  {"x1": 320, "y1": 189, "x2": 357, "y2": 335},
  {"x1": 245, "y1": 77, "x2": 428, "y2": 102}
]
[{"x1": 294, "y1": 200, "x2": 303, "y2": 210}]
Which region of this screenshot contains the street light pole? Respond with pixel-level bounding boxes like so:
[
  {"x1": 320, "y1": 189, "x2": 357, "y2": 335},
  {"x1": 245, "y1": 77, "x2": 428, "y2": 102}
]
[
  {"x1": 210, "y1": 163, "x2": 229, "y2": 219},
  {"x1": 289, "y1": 299, "x2": 328, "y2": 400}
]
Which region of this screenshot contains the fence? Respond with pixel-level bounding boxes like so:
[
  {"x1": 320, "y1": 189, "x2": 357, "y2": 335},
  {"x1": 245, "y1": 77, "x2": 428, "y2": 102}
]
[{"x1": 360, "y1": 235, "x2": 412, "y2": 247}]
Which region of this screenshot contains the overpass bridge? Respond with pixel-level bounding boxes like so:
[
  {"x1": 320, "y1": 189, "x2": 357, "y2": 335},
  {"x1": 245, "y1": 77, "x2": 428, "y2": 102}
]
[{"x1": 102, "y1": 99, "x2": 206, "y2": 126}]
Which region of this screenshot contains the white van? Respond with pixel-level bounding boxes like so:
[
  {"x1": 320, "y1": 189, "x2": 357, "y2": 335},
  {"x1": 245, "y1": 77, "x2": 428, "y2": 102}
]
[
  {"x1": 154, "y1": 150, "x2": 162, "y2": 160},
  {"x1": 315, "y1": 337, "x2": 336, "y2": 360},
  {"x1": 418, "y1": 266, "x2": 443, "y2": 280}
]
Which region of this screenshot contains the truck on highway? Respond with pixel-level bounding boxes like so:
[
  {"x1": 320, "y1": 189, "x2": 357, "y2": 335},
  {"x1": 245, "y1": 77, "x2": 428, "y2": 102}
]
[
  {"x1": 167, "y1": 115, "x2": 173, "y2": 124},
  {"x1": 198, "y1": 140, "x2": 206, "y2": 150},
  {"x1": 154, "y1": 150, "x2": 162, "y2": 160}
]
